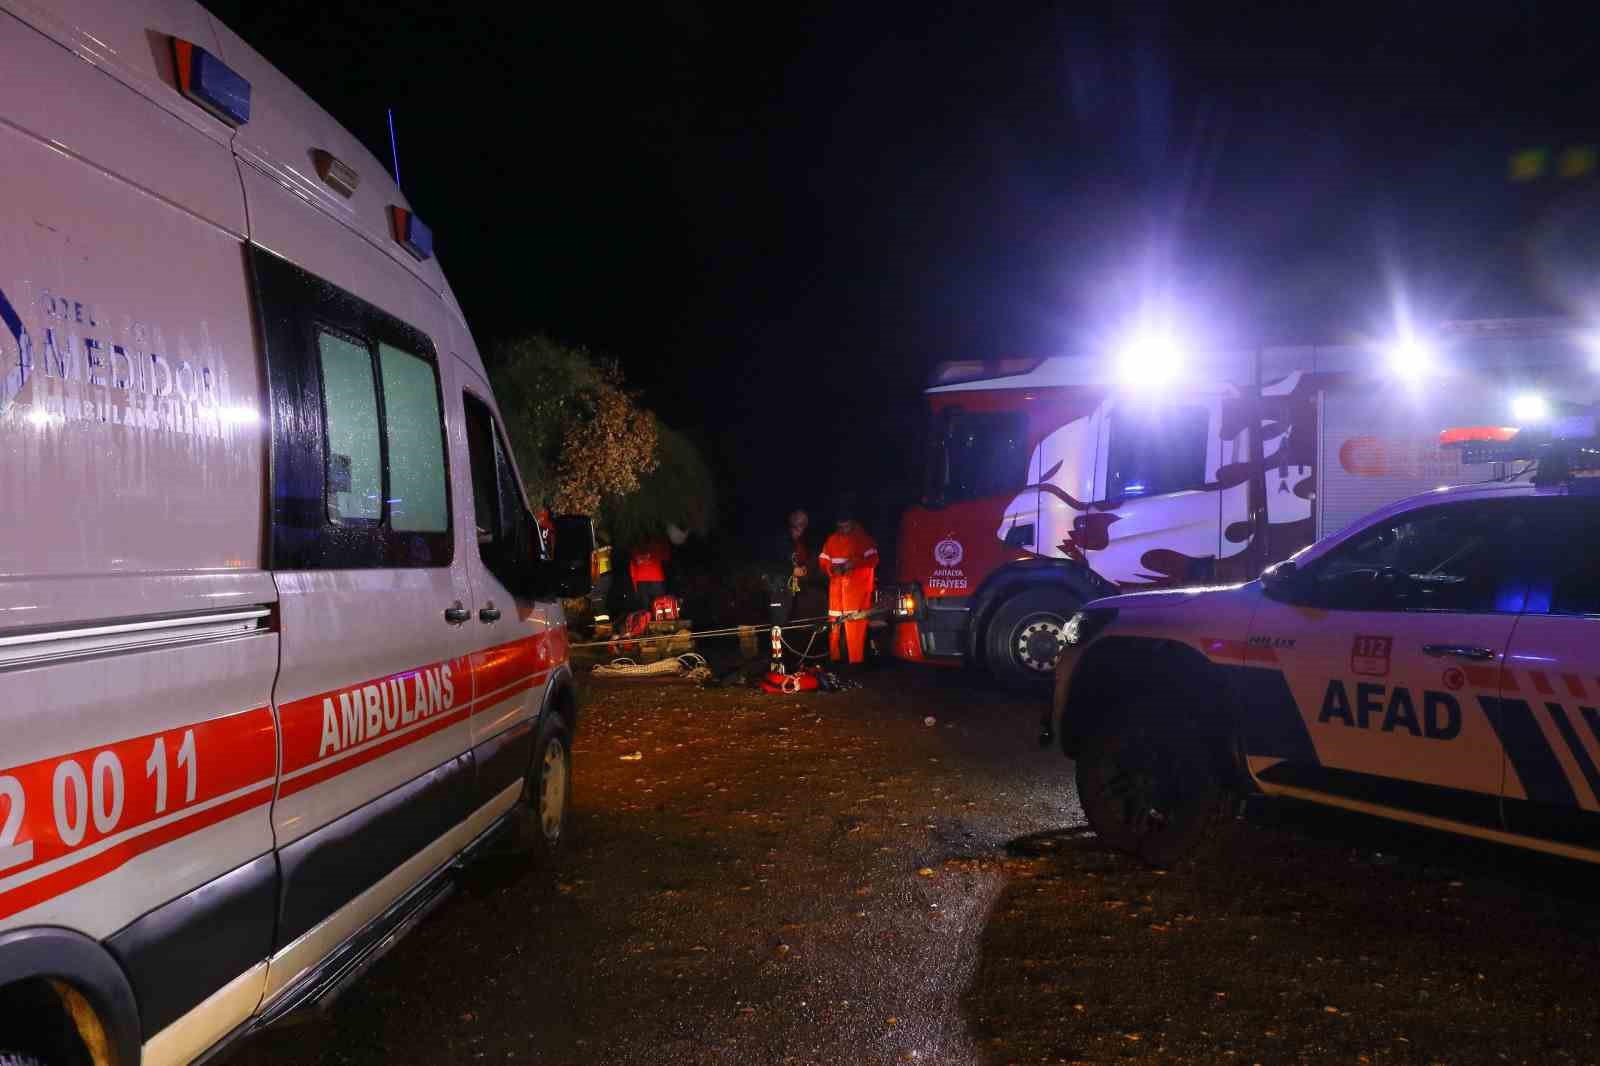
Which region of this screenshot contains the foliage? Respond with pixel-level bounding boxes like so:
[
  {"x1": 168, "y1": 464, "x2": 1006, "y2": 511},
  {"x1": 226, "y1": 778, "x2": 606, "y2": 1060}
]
[
  {"x1": 490, "y1": 333, "x2": 714, "y2": 542},
  {"x1": 490, "y1": 334, "x2": 657, "y2": 517},
  {"x1": 601, "y1": 424, "x2": 717, "y2": 544}
]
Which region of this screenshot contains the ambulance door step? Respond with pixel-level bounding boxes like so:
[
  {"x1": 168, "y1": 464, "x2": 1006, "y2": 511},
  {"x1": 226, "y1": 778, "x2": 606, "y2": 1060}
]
[{"x1": 255, "y1": 873, "x2": 456, "y2": 1030}]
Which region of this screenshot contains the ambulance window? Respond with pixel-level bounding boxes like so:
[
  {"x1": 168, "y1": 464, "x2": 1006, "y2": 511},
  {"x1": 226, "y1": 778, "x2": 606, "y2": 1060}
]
[
  {"x1": 940, "y1": 411, "x2": 1027, "y2": 502},
  {"x1": 378, "y1": 343, "x2": 449, "y2": 533},
  {"x1": 463, "y1": 392, "x2": 535, "y2": 592},
  {"x1": 463, "y1": 394, "x2": 506, "y2": 544},
  {"x1": 317, "y1": 330, "x2": 382, "y2": 523},
  {"x1": 1105, "y1": 404, "x2": 1209, "y2": 499},
  {"x1": 255, "y1": 247, "x2": 453, "y2": 570}
]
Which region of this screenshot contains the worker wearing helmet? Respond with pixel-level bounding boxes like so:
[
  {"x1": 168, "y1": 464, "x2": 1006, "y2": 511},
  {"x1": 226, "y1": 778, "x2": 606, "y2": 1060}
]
[{"x1": 819, "y1": 507, "x2": 879, "y2": 665}]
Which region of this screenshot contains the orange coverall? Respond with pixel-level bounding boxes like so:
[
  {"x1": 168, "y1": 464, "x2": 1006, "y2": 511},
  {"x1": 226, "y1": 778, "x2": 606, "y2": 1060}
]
[{"x1": 819, "y1": 526, "x2": 879, "y2": 663}]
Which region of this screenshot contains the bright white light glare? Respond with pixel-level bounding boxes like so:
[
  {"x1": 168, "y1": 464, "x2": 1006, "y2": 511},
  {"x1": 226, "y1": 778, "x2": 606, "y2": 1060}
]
[
  {"x1": 1116, "y1": 331, "x2": 1185, "y2": 386},
  {"x1": 1385, "y1": 334, "x2": 1436, "y2": 380},
  {"x1": 1511, "y1": 393, "x2": 1549, "y2": 423},
  {"x1": 25, "y1": 407, "x2": 53, "y2": 428}
]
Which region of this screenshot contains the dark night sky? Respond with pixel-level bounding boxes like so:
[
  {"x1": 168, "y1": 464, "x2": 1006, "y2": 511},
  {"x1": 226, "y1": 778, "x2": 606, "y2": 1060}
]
[{"x1": 203, "y1": 1, "x2": 1600, "y2": 545}]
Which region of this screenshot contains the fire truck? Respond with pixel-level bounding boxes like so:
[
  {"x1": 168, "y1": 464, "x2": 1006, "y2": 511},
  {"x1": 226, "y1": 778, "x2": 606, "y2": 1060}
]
[{"x1": 882, "y1": 318, "x2": 1600, "y2": 686}]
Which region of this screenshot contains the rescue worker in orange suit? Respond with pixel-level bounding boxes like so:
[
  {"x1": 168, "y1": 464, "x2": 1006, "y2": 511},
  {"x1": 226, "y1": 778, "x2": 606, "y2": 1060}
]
[
  {"x1": 819, "y1": 510, "x2": 879, "y2": 666},
  {"x1": 628, "y1": 533, "x2": 671, "y2": 607}
]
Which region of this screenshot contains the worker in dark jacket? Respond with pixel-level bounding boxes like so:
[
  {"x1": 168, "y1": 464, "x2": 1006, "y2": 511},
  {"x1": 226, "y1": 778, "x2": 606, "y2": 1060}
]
[{"x1": 765, "y1": 509, "x2": 812, "y2": 625}]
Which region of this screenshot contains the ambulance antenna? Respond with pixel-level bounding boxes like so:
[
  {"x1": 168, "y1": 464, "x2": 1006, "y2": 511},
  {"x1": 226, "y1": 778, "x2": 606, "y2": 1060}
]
[{"x1": 387, "y1": 108, "x2": 402, "y2": 189}]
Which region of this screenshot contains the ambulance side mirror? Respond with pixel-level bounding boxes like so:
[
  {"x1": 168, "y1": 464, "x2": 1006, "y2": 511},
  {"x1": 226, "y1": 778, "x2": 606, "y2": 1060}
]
[{"x1": 535, "y1": 514, "x2": 595, "y2": 599}]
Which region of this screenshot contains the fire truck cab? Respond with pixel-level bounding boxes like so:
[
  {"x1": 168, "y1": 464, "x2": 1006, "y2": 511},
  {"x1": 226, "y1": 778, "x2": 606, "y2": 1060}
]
[{"x1": 884, "y1": 322, "x2": 1600, "y2": 686}]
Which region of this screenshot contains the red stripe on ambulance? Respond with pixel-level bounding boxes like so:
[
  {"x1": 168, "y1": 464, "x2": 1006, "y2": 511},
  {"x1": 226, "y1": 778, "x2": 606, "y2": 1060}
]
[
  {"x1": 0, "y1": 707, "x2": 276, "y2": 922},
  {"x1": 0, "y1": 630, "x2": 570, "y2": 917},
  {"x1": 277, "y1": 631, "x2": 566, "y2": 796}
]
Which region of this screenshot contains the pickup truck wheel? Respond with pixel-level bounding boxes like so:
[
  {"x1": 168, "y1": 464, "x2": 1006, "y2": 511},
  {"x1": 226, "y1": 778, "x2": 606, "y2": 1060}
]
[
  {"x1": 1076, "y1": 707, "x2": 1223, "y2": 866},
  {"x1": 985, "y1": 589, "x2": 1079, "y2": 688},
  {"x1": 519, "y1": 711, "x2": 572, "y2": 863}
]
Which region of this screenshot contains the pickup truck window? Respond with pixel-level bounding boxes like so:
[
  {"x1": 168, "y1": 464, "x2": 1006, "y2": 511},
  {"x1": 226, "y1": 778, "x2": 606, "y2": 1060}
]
[{"x1": 1310, "y1": 498, "x2": 1538, "y2": 613}]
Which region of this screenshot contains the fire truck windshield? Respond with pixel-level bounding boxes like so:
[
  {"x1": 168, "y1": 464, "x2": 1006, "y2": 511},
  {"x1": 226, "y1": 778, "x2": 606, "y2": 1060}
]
[{"x1": 929, "y1": 410, "x2": 1028, "y2": 503}]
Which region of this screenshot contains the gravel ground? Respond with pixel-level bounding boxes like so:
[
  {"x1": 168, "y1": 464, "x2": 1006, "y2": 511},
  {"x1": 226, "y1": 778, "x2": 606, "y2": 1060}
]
[{"x1": 230, "y1": 660, "x2": 1600, "y2": 1066}]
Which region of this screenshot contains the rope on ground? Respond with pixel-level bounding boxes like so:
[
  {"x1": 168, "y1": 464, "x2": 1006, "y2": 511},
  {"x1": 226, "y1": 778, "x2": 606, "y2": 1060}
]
[
  {"x1": 782, "y1": 625, "x2": 828, "y2": 661},
  {"x1": 569, "y1": 610, "x2": 878, "y2": 651},
  {"x1": 591, "y1": 653, "x2": 712, "y2": 683}
]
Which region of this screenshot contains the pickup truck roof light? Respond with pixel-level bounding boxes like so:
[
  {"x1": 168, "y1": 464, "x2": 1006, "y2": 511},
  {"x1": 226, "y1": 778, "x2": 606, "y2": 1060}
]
[
  {"x1": 1441, "y1": 414, "x2": 1600, "y2": 483},
  {"x1": 171, "y1": 38, "x2": 251, "y2": 127}
]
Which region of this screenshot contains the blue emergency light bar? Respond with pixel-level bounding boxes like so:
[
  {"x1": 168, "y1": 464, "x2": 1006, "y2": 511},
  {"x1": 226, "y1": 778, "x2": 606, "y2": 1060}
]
[
  {"x1": 389, "y1": 206, "x2": 434, "y2": 262},
  {"x1": 171, "y1": 38, "x2": 251, "y2": 127}
]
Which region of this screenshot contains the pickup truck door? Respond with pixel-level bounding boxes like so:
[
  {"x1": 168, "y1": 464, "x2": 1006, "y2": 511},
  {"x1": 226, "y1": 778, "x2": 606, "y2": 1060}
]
[{"x1": 1242, "y1": 497, "x2": 1542, "y2": 833}]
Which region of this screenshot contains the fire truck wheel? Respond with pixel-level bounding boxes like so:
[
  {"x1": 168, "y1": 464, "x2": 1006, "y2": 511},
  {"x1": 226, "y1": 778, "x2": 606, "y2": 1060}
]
[
  {"x1": 1075, "y1": 705, "x2": 1224, "y2": 867},
  {"x1": 515, "y1": 711, "x2": 572, "y2": 863},
  {"x1": 985, "y1": 589, "x2": 1079, "y2": 687}
]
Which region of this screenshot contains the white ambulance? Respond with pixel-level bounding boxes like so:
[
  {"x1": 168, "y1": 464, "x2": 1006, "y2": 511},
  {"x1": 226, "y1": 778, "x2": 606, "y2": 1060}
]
[
  {"x1": 0, "y1": 3, "x2": 592, "y2": 1063},
  {"x1": 1047, "y1": 426, "x2": 1600, "y2": 867}
]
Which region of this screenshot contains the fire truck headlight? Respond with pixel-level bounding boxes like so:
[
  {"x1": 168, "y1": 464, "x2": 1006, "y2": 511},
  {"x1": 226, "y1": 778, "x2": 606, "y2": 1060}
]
[{"x1": 1512, "y1": 392, "x2": 1549, "y2": 423}]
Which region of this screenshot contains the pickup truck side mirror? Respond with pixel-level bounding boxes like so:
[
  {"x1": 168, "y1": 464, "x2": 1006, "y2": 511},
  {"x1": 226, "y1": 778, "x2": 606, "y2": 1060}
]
[{"x1": 1261, "y1": 559, "x2": 1308, "y2": 604}]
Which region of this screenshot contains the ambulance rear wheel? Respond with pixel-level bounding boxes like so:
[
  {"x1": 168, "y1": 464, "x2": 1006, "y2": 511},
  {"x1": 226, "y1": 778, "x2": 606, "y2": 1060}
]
[
  {"x1": 985, "y1": 589, "x2": 1078, "y2": 688},
  {"x1": 1076, "y1": 707, "x2": 1223, "y2": 867}
]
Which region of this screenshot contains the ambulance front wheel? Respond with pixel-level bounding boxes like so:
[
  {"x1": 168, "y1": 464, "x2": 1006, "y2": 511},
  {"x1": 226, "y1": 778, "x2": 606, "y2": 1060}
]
[
  {"x1": 516, "y1": 711, "x2": 573, "y2": 863},
  {"x1": 985, "y1": 589, "x2": 1079, "y2": 688},
  {"x1": 1075, "y1": 707, "x2": 1225, "y2": 867}
]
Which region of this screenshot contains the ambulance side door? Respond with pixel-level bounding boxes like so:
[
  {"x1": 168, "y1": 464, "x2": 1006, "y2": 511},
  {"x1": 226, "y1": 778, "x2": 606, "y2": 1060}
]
[
  {"x1": 1243, "y1": 497, "x2": 1536, "y2": 831},
  {"x1": 455, "y1": 362, "x2": 558, "y2": 808},
  {"x1": 252, "y1": 250, "x2": 477, "y2": 983},
  {"x1": 1497, "y1": 495, "x2": 1600, "y2": 850}
]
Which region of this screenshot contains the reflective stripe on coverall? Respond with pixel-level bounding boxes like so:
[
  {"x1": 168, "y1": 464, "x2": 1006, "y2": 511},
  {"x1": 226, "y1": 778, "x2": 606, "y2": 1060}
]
[{"x1": 819, "y1": 528, "x2": 878, "y2": 663}]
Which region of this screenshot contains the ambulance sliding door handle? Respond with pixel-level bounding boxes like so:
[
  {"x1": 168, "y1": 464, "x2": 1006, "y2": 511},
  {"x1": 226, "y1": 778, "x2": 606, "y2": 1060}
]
[
  {"x1": 479, "y1": 605, "x2": 502, "y2": 623},
  {"x1": 1422, "y1": 644, "x2": 1496, "y2": 661},
  {"x1": 444, "y1": 604, "x2": 470, "y2": 624}
]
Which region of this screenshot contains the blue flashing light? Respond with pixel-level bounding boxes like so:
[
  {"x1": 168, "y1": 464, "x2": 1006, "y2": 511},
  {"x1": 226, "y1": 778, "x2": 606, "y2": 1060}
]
[
  {"x1": 172, "y1": 38, "x2": 251, "y2": 127},
  {"x1": 390, "y1": 206, "x2": 434, "y2": 262}
]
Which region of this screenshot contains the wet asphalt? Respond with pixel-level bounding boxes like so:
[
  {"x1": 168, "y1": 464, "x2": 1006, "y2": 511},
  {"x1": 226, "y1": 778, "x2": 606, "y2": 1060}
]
[{"x1": 229, "y1": 661, "x2": 1600, "y2": 1066}]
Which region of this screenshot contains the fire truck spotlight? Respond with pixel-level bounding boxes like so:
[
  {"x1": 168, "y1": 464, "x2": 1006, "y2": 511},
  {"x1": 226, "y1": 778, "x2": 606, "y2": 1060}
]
[
  {"x1": 1512, "y1": 392, "x2": 1549, "y2": 423},
  {"x1": 1384, "y1": 332, "x2": 1436, "y2": 380},
  {"x1": 1116, "y1": 330, "x2": 1185, "y2": 386}
]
